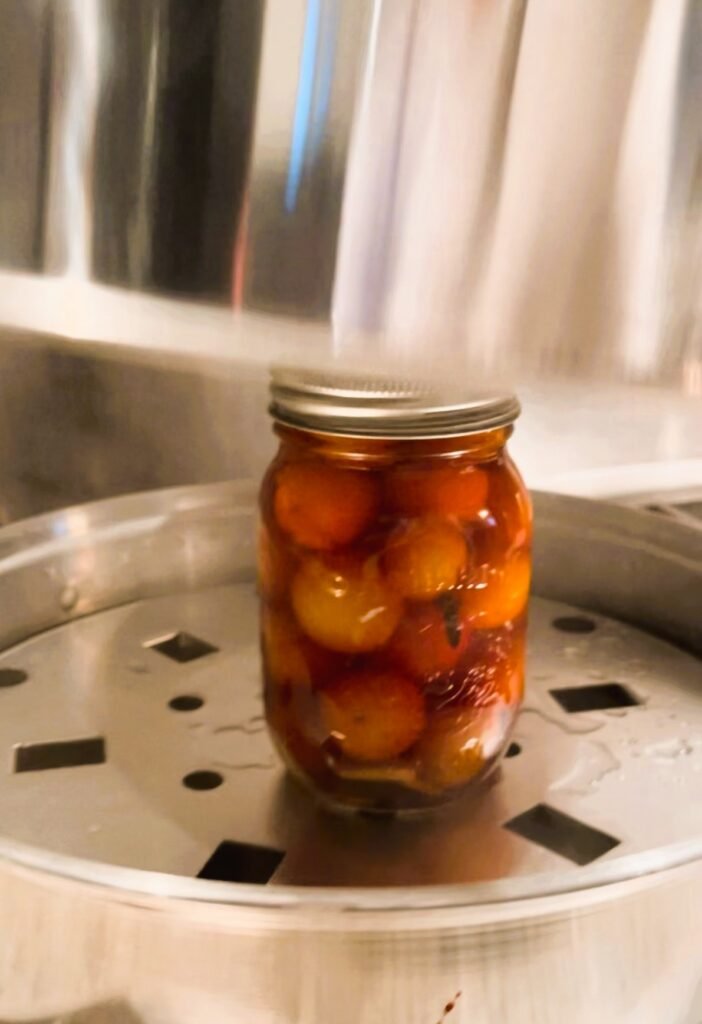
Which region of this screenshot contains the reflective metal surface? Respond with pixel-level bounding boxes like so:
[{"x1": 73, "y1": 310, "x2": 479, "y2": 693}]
[
  {"x1": 0, "y1": 335, "x2": 701, "y2": 525},
  {"x1": 0, "y1": 481, "x2": 700, "y2": 894},
  {"x1": 0, "y1": 0, "x2": 700, "y2": 387},
  {"x1": 0, "y1": 484, "x2": 700, "y2": 1023},
  {"x1": 0, "y1": 1002, "x2": 143, "y2": 1024},
  {"x1": 1, "y1": 530, "x2": 701, "y2": 888},
  {"x1": 269, "y1": 367, "x2": 520, "y2": 437}
]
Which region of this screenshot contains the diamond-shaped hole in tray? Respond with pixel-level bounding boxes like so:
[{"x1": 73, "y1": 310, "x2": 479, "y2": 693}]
[
  {"x1": 198, "y1": 840, "x2": 285, "y2": 884},
  {"x1": 145, "y1": 632, "x2": 218, "y2": 663},
  {"x1": 550, "y1": 683, "x2": 640, "y2": 714},
  {"x1": 504, "y1": 803, "x2": 620, "y2": 866}
]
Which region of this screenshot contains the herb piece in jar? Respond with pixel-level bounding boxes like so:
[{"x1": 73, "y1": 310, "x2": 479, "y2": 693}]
[
  {"x1": 387, "y1": 599, "x2": 469, "y2": 680},
  {"x1": 437, "y1": 592, "x2": 463, "y2": 649}
]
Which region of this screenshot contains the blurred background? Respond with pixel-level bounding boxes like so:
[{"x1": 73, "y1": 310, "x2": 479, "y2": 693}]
[
  {"x1": 0, "y1": 335, "x2": 700, "y2": 525},
  {"x1": 0, "y1": 0, "x2": 700, "y2": 521}
]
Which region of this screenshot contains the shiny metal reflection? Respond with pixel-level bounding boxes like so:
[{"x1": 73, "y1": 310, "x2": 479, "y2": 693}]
[{"x1": 0, "y1": 0, "x2": 699, "y2": 389}]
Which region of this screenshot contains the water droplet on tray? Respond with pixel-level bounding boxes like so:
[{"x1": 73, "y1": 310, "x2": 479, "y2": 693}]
[
  {"x1": 550, "y1": 740, "x2": 620, "y2": 796},
  {"x1": 521, "y1": 704, "x2": 603, "y2": 735},
  {"x1": 645, "y1": 738, "x2": 694, "y2": 762}
]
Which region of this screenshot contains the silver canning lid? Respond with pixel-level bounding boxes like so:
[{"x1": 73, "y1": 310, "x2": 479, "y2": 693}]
[{"x1": 269, "y1": 368, "x2": 520, "y2": 439}]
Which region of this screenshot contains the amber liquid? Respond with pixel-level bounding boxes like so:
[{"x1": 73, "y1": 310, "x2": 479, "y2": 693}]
[{"x1": 259, "y1": 426, "x2": 531, "y2": 813}]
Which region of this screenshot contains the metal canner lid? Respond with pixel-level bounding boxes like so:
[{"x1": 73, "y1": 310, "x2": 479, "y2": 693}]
[{"x1": 269, "y1": 367, "x2": 521, "y2": 439}]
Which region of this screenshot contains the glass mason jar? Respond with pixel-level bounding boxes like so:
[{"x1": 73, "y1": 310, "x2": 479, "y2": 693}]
[{"x1": 258, "y1": 372, "x2": 531, "y2": 813}]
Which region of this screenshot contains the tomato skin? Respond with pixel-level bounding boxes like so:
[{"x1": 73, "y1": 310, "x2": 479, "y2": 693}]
[
  {"x1": 261, "y1": 607, "x2": 342, "y2": 689},
  {"x1": 388, "y1": 597, "x2": 470, "y2": 680},
  {"x1": 424, "y1": 624, "x2": 524, "y2": 712},
  {"x1": 291, "y1": 553, "x2": 401, "y2": 654},
  {"x1": 257, "y1": 523, "x2": 293, "y2": 602},
  {"x1": 382, "y1": 518, "x2": 468, "y2": 600},
  {"x1": 320, "y1": 668, "x2": 426, "y2": 763},
  {"x1": 461, "y1": 549, "x2": 531, "y2": 629},
  {"x1": 388, "y1": 463, "x2": 488, "y2": 520},
  {"x1": 273, "y1": 460, "x2": 379, "y2": 550},
  {"x1": 416, "y1": 703, "x2": 510, "y2": 791}
]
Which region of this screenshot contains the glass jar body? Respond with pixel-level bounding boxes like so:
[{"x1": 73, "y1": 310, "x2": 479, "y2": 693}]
[{"x1": 258, "y1": 425, "x2": 531, "y2": 813}]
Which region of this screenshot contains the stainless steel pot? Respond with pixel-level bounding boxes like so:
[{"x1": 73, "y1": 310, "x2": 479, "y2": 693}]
[
  {"x1": 0, "y1": 483, "x2": 700, "y2": 1023},
  {"x1": 0, "y1": 0, "x2": 700, "y2": 388}
]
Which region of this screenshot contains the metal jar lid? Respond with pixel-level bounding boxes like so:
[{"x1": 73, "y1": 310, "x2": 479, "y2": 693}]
[{"x1": 269, "y1": 368, "x2": 520, "y2": 439}]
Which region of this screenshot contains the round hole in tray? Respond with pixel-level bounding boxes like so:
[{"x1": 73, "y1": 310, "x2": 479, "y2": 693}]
[
  {"x1": 183, "y1": 770, "x2": 224, "y2": 791},
  {"x1": 169, "y1": 695, "x2": 204, "y2": 712},
  {"x1": 0, "y1": 668, "x2": 28, "y2": 688}
]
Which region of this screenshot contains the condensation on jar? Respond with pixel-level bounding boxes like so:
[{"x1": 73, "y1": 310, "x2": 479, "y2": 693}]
[{"x1": 258, "y1": 370, "x2": 532, "y2": 813}]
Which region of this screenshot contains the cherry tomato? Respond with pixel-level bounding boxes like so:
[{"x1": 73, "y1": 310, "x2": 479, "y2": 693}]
[
  {"x1": 388, "y1": 596, "x2": 469, "y2": 680},
  {"x1": 415, "y1": 708, "x2": 486, "y2": 790},
  {"x1": 425, "y1": 625, "x2": 523, "y2": 710},
  {"x1": 320, "y1": 668, "x2": 426, "y2": 762},
  {"x1": 261, "y1": 608, "x2": 340, "y2": 688},
  {"x1": 383, "y1": 518, "x2": 468, "y2": 600},
  {"x1": 479, "y1": 459, "x2": 532, "y2": 553},
  {"x1": 273, "y1": 460, "x2": 379, "y2": 550},
  {"x1": 291, "y1": 553, "x2": 401, "y2": 653},
  {"x1": 416, "y1": 705, "x2": 508, "y2": 790},
  {"x1": 257, "y1": 523, "x2": 293, "y2": 601},
  {"x1": 461, "y1": 549, "x2": 530, "y2": 628},
  {"x1": 261, "y1": 608, "x2": 314, "y2": 689},
  {"x1": 389, "y1": 462, "x2": 488, "y2": 520},
  {"x1": 265, "y1": 686, "x2": 332, "y2": 781}
]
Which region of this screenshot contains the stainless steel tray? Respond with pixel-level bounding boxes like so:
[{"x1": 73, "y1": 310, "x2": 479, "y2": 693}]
[{"x1": 0, "y1": 483, "x2": 700, "y2": 1024}]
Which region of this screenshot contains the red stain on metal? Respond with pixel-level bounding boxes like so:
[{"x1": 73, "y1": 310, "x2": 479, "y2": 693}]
[{"x1": 437, "y1": 991, "x2": 462, "y2": 1022}]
